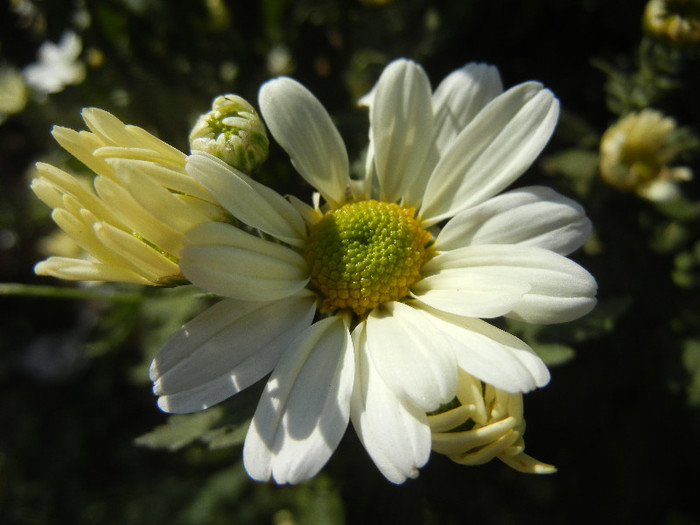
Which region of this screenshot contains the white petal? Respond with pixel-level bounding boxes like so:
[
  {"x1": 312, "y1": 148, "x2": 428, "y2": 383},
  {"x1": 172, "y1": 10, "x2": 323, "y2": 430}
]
[
  {"x1": 432, "y1": 63, "x2": 503, "y2": 154},
  {"x1": 435, "y1": 186, "x2": 592, "y2": 255},
  {"x1": 411, "y1": 270, "x2": 530, "y2": 318},
  {"x1": 259, "y1": 77, "x2": 349, "y2": 206},
  {"x1": 350, "y1": 321, "x2": 431, "y2": 484},
  {"x1": 151, "y1": 293, "x2": 317, "y2": 414},
  {"x1": 243, "y1": 316, "x2": 355, "y2": 484},
  {"x1": 370, "y1": 59, "x2": 434, "y2": 205},
  {"x1": 180, "y1": 222, "x2": 309, "y2": 301},
  {"x1": 424, "y1": 244, "x2": 597, "y2": 324},
  {"x1": 365, "y1": 301, "x2": 457, "y2": 412},
  {"x1": 420, "y1": 82, "x2": 560, "y2": 225},
  {"x1": 186, "y1": 152, "x2": 307, "y2": 246},
  {"x1": 417, "y1": 305, "x2": 550, "y2": 393}
]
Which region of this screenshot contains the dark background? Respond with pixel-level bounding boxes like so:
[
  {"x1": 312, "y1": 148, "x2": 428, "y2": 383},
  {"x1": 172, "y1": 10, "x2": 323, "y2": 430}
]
[{"x1": 1, "y1": 0, "x2": 699, "y2": 523}]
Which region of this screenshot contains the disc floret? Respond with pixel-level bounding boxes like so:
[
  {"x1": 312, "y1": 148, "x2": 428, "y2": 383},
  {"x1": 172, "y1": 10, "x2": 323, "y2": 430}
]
[{"x1": 304, "y1": 200, "x2": 432, "y2": 316}]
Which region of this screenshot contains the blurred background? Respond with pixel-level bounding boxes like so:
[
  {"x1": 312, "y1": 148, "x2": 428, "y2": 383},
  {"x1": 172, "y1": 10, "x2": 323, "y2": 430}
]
[{"x1": 2, "y1": 0, "x2": 700, "y2": 523}]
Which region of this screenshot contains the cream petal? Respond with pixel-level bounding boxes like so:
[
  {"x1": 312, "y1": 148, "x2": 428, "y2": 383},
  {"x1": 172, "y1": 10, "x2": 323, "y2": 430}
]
[
  {"x1": 101, "y1": 156, "x2": 211, "y2": 200},
  {"x1": 243, "y1": 316, "x2": 354, "y2": 484},
  {"x1": 424, "y1": 244, "x2": 597, "y2": 324},
  {"x1": 180, "y1": 222, "x2": 309, "y2": 301},
  {"x1": 93, "y1": 175, "x2": 182, "y2": 255},
  {"x1": 364, "y1": 301, "x2": 457, "y2": 412},
  {"x1": 50, "y1": 126, "x2": 114, "y2": 178},
  {"x1": 417, "y1": 306, "x2": 550, "y2": 393},
  {"x1": 432, "y1": 62, "x2": 503, "y2": 155},
  {"x1": 350, "y1": 321, "x2": 431, "y2": 484},
  {"x1": 435, "y1": 186, "x2": 592, "y2": 255},
  {"x1": 186, "y1": 152, "x2": 306, "y2": 246},
  {"x1": 93, "y1": 222, "x2": 181, "y2": 281},
  {"x1": 420, "y1": 82, "x2": 560, "y2": 225},
  {"x1": 34, "y1": 256, "x2": 150, "y2": 285},
  {"x1": 82, "y1": 107, "x2": 139, "y2": 147},
  {"x1": 110, "y1": 159, "x2": 213, "y2": 236},
  {"x1": 259, "y1": 77, "x2": 349, "y2": 207},
  {"x1": 411, "y1": 270, "x2": 530, "y2": 318},
  {"x1": 151, "y1": 293, "x2": 317, "y2": 414},
  {"x1": 370, "y1": 59, "x2": 434, "y2": 205}
]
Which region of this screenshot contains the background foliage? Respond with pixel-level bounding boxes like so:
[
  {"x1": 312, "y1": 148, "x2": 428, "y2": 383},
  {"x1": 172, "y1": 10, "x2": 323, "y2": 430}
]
[{"x1": 2, "y1": 0, "x2": 700, "y2": 523}]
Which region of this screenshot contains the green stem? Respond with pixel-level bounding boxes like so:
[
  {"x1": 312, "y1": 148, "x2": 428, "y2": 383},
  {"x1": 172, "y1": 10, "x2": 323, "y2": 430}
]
[{"x1": 0, "y1": 283, "x2": 144, "y2": 303}]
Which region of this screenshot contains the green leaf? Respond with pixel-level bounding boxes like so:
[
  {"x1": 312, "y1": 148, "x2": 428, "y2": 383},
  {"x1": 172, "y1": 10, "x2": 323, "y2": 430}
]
[
  {"x1": 135, "y1": 407, "x2": 224, "y2": 451},
  {"x1": 683, "y1": 340, "x2": 700, "y2": 407},
  {"x1": 201, "y1": 421, "x2": 250, "y2": 450},
  {"x1": 541, "y1": 149, "x2": 600, "y2": 180},
  {"x1": 531, "y1": 343, "x2": 577, "y2": 366}
]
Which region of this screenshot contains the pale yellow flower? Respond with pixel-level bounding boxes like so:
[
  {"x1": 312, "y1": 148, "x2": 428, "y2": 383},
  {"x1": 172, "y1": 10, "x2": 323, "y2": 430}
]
[
  {"x1": 32, "y1": 108, "x2": 227, "y2": 285},
  {"x1": 599, "y1": 109, "x2": 693, "y2": 201},
  {"x1": 428, "y1": 370, "x2": 555, "y2": 474}
]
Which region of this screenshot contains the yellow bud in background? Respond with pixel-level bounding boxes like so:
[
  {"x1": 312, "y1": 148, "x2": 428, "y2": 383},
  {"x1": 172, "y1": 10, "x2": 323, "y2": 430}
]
[
  {"x1": 644, "y1": 0, "x2": 700, "y2": 45},
  {"x1": 599, "y1": 109, "x2": 694, "y2": 201},
  {"x1": 189, "y1": 94, "x2": 269, "y2": 174}
]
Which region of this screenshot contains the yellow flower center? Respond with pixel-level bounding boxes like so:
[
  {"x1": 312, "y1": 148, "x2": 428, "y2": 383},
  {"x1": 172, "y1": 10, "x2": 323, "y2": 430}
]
[{"x1": 303, "y1": 200, "x2": 432, "y2": 317}]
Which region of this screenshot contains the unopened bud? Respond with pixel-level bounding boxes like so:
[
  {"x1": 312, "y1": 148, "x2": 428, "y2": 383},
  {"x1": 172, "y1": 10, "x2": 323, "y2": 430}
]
[{"x1": 189, "y1": 94, "x2": 269, "y2": 174}]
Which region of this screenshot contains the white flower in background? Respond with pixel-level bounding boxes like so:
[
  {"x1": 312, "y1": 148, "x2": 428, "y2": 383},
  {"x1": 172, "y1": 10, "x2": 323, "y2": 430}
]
[
  {"x1": 150, "y1": 59, "x2": 597, "y2": 484},
  {"x1": 23, "y1": 31, "x2": 86, "y2": 97},
  {"x1": 32, "y1": 108, "x2": 227, "y2": 285}
]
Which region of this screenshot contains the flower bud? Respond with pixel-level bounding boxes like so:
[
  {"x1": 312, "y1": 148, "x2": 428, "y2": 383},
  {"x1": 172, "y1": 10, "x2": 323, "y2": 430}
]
[{"x1": 189, "y1": 94, "x2": 269, "y2": 174}]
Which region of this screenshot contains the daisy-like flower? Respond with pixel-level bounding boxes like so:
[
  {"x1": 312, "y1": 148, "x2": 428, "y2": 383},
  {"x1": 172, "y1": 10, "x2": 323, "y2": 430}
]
[
  {"x1": 150, "y1": 59, "x2": 597, "y2": 484},
  {"x1": 32, "y1": 108, "x2": 228, "y2": 285}
]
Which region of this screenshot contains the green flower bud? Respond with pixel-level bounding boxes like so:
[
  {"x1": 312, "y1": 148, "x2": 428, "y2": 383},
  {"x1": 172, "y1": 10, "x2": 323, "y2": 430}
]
[{"x1": 189, "y1": 94, "x2": 269, "y2": 174}]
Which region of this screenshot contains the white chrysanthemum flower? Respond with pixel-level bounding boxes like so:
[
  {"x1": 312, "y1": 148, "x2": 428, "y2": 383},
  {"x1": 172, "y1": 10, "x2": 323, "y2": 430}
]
[
  {"x1": 22, "y1": 31, "x2": 86, "y2": 97},
  {"x1": 32, "y1": 108, "x2": 227, "y2": 285},
  {"x1": 150, "y1": 59, "x2": 597, "y2": 484}
]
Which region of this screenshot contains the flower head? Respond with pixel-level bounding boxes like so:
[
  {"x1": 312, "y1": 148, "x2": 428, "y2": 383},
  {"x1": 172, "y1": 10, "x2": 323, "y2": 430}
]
[
  {"x1": 150, "y1": 59, "x2": 597, "y2": 484},
  {"x1": 32, "y1": 108, "x2": 227, "y2": 285},
  {"x1": 599, "y1": 109, "x2": 694, "y2": 201}
]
